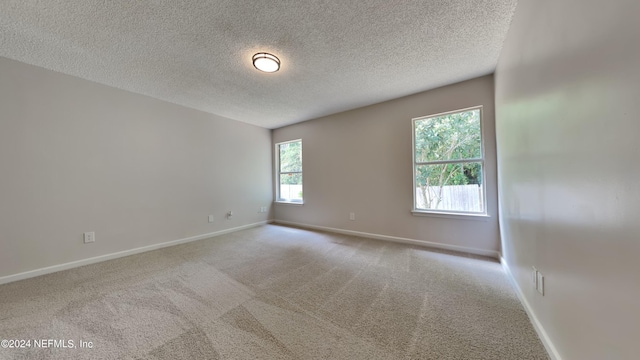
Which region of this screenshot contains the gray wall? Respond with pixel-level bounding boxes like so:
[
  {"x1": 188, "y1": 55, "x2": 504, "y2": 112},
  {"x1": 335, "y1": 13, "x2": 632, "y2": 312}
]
[
  {"x1": 0, "y1": 58, "x2": 272, "y2": 279},
  {"x1": 273, "y1": 75, "x2": 500, "y2": 255},
  {"x1": 495, "y1": 0, "x2": 640, "y2": 359}
]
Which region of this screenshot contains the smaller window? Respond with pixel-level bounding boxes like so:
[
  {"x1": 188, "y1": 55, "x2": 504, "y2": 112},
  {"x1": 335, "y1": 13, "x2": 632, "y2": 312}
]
[
  {"x1": 412, "y1": 107, "x2": 486, "y2": 215},
  {"x1": 276, "y1": 139, "x2": 303, "y2": 203}
]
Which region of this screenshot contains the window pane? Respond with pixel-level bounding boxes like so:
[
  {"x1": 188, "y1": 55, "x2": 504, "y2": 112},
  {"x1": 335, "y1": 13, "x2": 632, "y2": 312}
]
[
  {"x1": 279, "y1": 173, "x2": 303, "y2": 201},
  {"x1": 415, "y1": 162, "x2": 484, "y2": 212},
  {"x1": 279, "y1": 141, "x2": 302, "y2": 172},
  {"x1": 415, "y1": 109, "x2": 481, "y2": 162}
]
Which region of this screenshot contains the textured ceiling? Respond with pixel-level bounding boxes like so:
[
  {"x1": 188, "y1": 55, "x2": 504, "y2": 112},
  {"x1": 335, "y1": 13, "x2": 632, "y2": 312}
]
[{"x1": 0, "y1": 1, "x2": 517, "y2": 129}]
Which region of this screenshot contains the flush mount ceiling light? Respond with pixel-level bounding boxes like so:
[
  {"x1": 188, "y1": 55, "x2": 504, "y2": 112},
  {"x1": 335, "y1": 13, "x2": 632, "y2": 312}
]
[{"x1": 252, "y1": 52, "x2": 280, "y2": 73}]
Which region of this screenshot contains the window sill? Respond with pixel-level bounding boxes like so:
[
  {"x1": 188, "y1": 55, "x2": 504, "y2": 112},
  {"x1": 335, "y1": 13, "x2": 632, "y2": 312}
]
[
  {"x1": 411, "y1": 210, "x2": 490, "y2": 221},
  {"x1": 275, "y1": 201, "x2": 304, "y2": 206}
]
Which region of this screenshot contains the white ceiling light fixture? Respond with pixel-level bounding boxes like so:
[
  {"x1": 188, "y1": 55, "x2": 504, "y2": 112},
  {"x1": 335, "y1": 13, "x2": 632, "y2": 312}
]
[{"x1": 252, "y1": 52, "x2": 280, "y2": 73}]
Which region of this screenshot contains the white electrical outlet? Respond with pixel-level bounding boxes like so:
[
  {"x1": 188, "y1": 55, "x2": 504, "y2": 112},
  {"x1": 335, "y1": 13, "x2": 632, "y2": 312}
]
[
  {"x1": 537, "y1": 271, "x2": 545, "y2": 295},
  {"x1": 208, "y1": 215, "x2": 214, "y2": 223},
  {"x1": 532, "y1": 266, "x2": 538, "y2": 287},
  {"x1": 83, "y1": 232, "x2": 95, "y2": 244},
  {"x1": 349, "y1": 212, "x2": 355, "y2": 221},
  {"x1": 227, "y1": 211, "x2": 233, "y2": 220}
]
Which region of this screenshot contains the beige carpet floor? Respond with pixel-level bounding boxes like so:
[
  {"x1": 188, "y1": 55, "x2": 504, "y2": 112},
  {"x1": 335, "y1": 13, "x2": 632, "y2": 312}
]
[{"x1": 0, "y1": 224, "x2": 548, "y2": 359}]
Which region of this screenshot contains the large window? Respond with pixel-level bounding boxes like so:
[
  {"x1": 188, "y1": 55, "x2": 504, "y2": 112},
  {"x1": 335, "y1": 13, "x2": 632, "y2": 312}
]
[
  {"x1": 412, "y1": 107, "x2": 486, "y2": 215},
  {"x1": 276, "y1": 139, "x2": 303, "y2": 203}
]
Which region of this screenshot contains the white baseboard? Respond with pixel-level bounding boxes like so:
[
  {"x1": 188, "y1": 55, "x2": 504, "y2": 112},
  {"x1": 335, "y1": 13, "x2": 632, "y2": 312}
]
[
  {"x1": 273, "y1": 220, "x2": 500, "y2": 259},
  {"x1": 500, "y1": 257, "x2": 562, "y2": 360},
  {"x1": 0, "y1": 221, "x2": 269, "y2": 285}
]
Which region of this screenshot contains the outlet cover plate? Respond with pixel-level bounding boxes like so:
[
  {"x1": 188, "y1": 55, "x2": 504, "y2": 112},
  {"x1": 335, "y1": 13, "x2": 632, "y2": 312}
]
[
  {"x1": 537, "y1": 272, "x2": 544, "y2": 295},
  {"x1": 84, "y1": 232, "x2": 95, "y2": 244}
]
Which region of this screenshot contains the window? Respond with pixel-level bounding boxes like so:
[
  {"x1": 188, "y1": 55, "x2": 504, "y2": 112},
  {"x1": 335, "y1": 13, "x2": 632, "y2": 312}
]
[
  {"x1": 276, "y1": 139, "x2": 303, "y2": 203},
  {"x1": 412, "y1": 106, "x2": 486, "y2": 215}
]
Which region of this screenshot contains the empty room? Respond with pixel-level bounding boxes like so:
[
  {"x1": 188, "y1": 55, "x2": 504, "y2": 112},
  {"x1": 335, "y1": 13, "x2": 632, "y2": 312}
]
[{"x1": 1, "y1": 1, "x2": 638, "y2": 359}]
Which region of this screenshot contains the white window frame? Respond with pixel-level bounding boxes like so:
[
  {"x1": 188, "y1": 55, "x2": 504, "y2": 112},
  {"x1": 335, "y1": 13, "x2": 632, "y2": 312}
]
[
  {"x1": 411, "y1": 106, "x2": 488, "y2": 217},
  {"x1": 275, "y1": 139, "x2": 303, "y2": 204}
]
